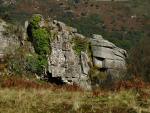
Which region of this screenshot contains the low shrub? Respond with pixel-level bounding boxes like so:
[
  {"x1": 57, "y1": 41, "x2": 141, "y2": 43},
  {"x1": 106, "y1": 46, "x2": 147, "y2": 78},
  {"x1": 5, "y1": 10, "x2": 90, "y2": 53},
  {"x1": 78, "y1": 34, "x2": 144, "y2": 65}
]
[
  {"x1": 28, "y1": 15, "x2": 51, "y2": 56},
  {"x1": 25, "y1": 54, "x2": 47, "y2": 75},
  {"x1": 6, "y1": 47, "x2": 47, "y2": 76},
  {"x1": 89, "y1": 66, "x2": 108, "y2": 88},
  {"x1": 26, "y1": 15, "x2": 52, "y2": 76},
  {"x1": 32, "y1": 28, "x2": 50, "y2": 56},
  {"x1": 30, "y1": 14, "x2": 42, "y2": 29},
  {"x1": 72, "y1": 37, "x2": 89, "y2": 55}
]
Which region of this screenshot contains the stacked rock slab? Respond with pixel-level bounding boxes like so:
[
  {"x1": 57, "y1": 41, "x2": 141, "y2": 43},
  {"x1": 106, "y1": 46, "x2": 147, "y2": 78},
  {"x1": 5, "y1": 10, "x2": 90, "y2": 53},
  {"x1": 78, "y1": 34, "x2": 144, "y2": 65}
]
[{"x1": 90, "y1": 34, "x2": 127, "y2": 80}]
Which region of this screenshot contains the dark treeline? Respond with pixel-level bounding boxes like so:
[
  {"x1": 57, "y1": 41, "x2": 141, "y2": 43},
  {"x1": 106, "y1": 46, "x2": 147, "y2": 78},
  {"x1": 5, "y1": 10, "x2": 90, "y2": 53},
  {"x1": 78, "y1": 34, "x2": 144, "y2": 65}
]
[{"x1": 128, "y1": 36, "x2": 150, "y2": 82}]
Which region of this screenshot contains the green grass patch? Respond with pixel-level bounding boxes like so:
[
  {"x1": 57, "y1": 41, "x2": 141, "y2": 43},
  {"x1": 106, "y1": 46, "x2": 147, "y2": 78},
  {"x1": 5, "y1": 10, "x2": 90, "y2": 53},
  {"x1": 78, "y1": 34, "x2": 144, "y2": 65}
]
[{"x1": 72, "y1": 37, "x2": 89, "y2": 55}]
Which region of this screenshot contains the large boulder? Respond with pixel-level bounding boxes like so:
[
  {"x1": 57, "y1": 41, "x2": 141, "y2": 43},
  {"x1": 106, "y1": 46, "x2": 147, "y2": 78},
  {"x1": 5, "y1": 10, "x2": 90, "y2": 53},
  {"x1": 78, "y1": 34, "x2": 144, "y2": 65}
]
[
  {"x1": 0, "y1": 15, "x2": 128, "y2": 90},
  {"x1": 0, "y1": 16, "x2": 128, "y2": 90},
  {"x1": 47, "y1": 20, "x2": 127, "y2": 89},
  {"x1": 90, "y1": 34, "x2": 127, "y2": 80},
  {"x1": 27, "y1": 15, "x2": 127, "y2": 90}
]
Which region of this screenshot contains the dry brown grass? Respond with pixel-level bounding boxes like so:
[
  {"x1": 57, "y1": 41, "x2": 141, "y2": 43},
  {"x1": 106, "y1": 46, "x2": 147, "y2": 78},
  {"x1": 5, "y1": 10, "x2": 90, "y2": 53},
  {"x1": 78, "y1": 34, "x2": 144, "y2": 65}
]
[
  {"x1": 0, "y1": 87, "x2": 149, "y2": 113},
  {"x1": 0, "y1": 76, "x2": 150, "y2": 113},
  {"x1": 113, "y1": 77, "x2": 150, "y2": 91},
  {"x1": 0, "y1": 76, "x2": 51, "y2": 90},
  {"x1": 0, "y1": 76, "x2": 83, "y2": 92}
]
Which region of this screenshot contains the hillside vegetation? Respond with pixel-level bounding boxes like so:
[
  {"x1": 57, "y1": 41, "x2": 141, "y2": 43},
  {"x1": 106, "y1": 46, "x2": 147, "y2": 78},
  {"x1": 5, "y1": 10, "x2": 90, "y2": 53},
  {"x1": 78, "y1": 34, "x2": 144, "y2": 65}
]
[{"x1": 0, "y1": 0, "x2": 149, "y2": 50}]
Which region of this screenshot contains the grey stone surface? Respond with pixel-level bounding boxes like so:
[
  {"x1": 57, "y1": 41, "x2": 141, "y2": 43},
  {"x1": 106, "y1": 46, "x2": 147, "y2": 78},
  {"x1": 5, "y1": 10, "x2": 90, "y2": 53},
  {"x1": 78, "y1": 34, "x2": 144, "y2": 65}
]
[
  {"x1": 0, "y1": 19, "x2": 20, "y2": 60},
  {"x1": 47, "y1": 21, "x2": 91, "y2": 90},
  {"x1": 91, "y1": 34, "x2": 116, "y2": 48},
  {"x1": 81, "y1": 52, "x2": 90, "y2": 75},
  {"x1": 92, "y1": 46, "x2": 125, "y2": 60},
  {"x1": 103, "y1": 59, "x2": 126, "y2": 69},
  {"x1": 90, "y1": 34, "x2": 127, "y2": 80},
  {"x1": 93, "y1": 57, "x2": 103, "y2": 68}
]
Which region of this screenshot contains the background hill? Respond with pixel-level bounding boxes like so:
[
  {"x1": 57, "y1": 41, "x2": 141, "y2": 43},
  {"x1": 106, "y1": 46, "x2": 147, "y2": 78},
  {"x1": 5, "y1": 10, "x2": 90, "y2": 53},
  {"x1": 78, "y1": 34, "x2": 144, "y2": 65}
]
[{"x1": 0, "y1": 0, "x2": 149, "y2": 50}]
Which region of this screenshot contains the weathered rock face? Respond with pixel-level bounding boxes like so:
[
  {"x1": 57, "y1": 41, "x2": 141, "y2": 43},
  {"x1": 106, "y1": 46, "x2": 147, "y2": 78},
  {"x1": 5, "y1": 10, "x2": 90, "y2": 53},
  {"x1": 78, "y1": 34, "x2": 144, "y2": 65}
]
[
  {"x1": 0, "y1": 19, "x2": 20, "y2": 61},
  {"x1": 90, "y1": 34, "x2": 127, "y2": 80},
  {"x1": 0, "y1": 15, "x2": 128, "y2": 89},
  {"x1": 47, "y1": 20, "x2": 91, "y2": 90},
  {"x1": 39, "y1": 18, "x2": 127, "y2": 90},
  {"x1": 0, "y1": 16, "x2": 127, "y2": 89}
]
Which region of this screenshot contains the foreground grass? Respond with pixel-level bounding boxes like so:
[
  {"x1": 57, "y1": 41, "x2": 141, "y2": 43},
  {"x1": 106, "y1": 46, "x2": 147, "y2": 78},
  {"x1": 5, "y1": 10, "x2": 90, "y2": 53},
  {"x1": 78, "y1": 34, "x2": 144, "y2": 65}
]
[{"x1": 0, "y1": 88, "x2": 150, "y2": 113}]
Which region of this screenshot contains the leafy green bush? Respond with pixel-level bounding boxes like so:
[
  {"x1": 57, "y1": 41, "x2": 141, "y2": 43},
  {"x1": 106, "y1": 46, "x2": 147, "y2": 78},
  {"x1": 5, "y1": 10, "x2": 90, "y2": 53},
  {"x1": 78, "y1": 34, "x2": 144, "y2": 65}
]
[
  {"x1": 30, "y1": 15, "x2": 42, "y2": 29},
  {"x1": 7, "y1": 51, "x2": 48, "y2": 76},
  {"x1": 7, "y1": 48, "x2": 26, "y2": 75},
  {"x1": 32, "y1": 28, "x2": 50, "y2": 56},
  {"x1": 25, "y1": 54, "x2": 47, "y2": 75},
  {"x1": 9, "y1": 59, "x2": 24, "y2": 75},
  {"x1": 28, "y1": 15, "x2": 51, "y2": 56},
  {"x1": 26, "y1": 15, "x2": 51, "y2": 76}
]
